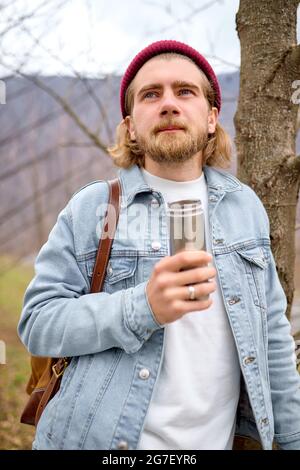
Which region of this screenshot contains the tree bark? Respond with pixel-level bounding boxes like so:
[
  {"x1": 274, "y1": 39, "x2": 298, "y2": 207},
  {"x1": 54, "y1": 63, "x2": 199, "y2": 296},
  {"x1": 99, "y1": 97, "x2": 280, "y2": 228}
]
[{"x1": 235, "y1": 0, "x2": 300, "y2": 319}]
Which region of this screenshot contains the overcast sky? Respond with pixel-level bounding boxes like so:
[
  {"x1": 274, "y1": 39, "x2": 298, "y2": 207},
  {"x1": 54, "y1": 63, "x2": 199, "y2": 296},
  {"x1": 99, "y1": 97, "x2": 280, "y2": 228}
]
[{"x1": 0, "y1": 0, "x2": 299, "y2": 78}]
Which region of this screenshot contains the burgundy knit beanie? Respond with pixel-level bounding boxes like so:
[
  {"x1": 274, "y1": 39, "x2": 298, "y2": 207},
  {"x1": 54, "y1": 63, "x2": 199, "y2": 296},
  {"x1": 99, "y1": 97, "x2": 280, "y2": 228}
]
[{"x1": 120, "y1": 40, "x2": 221, "y2": 118}]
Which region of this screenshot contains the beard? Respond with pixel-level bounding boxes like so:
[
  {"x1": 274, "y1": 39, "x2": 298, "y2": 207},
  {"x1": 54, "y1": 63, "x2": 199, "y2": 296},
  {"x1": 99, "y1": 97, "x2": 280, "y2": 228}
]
[{"x1": 134, "y1": 121, "x2": 208, "y2": 165}]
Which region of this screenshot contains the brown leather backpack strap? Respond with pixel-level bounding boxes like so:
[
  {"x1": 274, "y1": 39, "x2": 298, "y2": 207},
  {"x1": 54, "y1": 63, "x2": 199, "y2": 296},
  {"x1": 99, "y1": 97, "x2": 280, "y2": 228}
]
[
  {"x1": 34, "y1": 178, "x2": 121, "y2": 427},
  {"x1": 90, "y1": 178, "x2": 121, "y2": 293}
]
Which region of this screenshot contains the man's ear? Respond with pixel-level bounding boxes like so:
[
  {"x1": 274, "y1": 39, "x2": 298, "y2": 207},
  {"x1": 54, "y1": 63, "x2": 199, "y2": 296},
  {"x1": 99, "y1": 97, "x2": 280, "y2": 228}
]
[
  {"x1": 208, "y1": 107, "x2": 218, "y2": 134},
  {"x1": 124, "y1": 116, "x2": 136, "y2": 140}
]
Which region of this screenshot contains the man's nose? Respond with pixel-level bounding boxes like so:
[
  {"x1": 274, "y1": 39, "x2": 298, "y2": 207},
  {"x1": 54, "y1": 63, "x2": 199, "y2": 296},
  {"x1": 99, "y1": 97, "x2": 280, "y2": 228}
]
[{"x1": 159, "y1": 93, "x2": 180, "y2": 116}]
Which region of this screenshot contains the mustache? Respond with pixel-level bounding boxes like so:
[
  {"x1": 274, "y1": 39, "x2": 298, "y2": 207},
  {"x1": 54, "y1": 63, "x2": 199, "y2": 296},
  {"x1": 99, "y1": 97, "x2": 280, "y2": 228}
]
[{"x1": 152, "y1": 120, "x2": 187, "y2": 134}]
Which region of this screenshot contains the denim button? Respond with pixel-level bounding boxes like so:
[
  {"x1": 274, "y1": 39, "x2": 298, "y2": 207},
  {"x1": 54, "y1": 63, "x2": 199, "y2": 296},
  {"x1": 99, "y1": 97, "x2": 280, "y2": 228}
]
[
  {"x1": 209, "y1": 196, "x2": 218, "y2": 203},
  {"x1": 260, "y1": 417, "x2": 269, "y2": 426},
  {"x1": 117, "y1": 440, "x2": 129, "y2": 450},
  {"x1": 107, "y1": 263, "x2": 113, "y2": 275},
  {"x1": 214, "y1": 239, "x2": 224, "y2": 245},
  {"x1": 228, "y1": 296, "x2": 241, "y2": 305},
  {"x1": 243, "y1": 356, "x2": 255, "y2": 366},
  {"x1": 139, "y1": 368, "x2": 150, "y2": 380},
  {"x1": 151, "y1": 241, "x2": 161, "y2": 251}
]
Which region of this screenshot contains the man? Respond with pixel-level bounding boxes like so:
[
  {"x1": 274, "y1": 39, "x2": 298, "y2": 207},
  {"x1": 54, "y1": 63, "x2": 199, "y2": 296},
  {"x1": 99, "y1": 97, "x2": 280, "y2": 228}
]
[{"x1": 18, "y1": 40, "x2": 300, "y2": 450}]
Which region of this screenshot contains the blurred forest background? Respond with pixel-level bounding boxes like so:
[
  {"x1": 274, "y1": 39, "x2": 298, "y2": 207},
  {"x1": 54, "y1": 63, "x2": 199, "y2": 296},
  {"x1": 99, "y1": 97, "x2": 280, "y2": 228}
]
[{"x1": 0, "y1": 0, "x2": 299, "y2": 450}]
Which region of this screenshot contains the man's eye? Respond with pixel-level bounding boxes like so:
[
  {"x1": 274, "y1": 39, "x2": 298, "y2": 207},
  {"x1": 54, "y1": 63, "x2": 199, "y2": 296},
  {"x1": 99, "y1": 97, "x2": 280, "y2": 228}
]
[
  {"x1": 179, "y1": 89, "x2": 193, "y2": 95},
  {"x1": 143, "y1": 91, "x2": 157, "y2": 99}
]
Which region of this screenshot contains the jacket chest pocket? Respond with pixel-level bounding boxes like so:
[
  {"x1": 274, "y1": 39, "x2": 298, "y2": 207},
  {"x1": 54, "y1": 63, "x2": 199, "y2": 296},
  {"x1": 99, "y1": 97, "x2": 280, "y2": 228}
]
[
  {"x1": 236, "y1": 246, "x2": 269, "y2": 310},
  {"x1": 86, "y1": 256, "x2": 138, "y2": 294}
]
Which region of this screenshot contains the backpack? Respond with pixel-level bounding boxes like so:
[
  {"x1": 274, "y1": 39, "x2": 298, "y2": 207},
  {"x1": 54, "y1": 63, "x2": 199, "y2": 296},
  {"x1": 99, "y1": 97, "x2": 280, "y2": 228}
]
[{"x1": 20, "y1": 178, "x2": 121, "y2": 426}]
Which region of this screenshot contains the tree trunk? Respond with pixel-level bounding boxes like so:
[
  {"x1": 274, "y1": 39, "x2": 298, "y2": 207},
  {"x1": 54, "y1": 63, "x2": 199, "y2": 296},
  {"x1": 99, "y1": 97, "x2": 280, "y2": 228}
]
[{"x1": 235, "y1": 0, "x2": 300, "y2": 320}]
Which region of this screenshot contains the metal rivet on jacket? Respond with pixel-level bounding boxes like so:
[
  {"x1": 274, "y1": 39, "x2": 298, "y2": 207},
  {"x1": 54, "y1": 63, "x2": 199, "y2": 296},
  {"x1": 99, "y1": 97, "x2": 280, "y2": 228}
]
[
  {"x1": 117, "y1": 440, "x2": 129, "y2": 450},
  {"x1": 151, "y1": 241, "x2": 161, "y2": 251},
  {"x1": 214, "y1": 239, "x2": 224, "y2": 245},
  {"x1": 228, "y1": 296, "x2": 241, "y2": 305},
  {"x1": 243, "y1": 356, "x2": 256, "y2": 366},
  {"x1": 139, "y1": 368, "x2": 150, "y2": 380}
]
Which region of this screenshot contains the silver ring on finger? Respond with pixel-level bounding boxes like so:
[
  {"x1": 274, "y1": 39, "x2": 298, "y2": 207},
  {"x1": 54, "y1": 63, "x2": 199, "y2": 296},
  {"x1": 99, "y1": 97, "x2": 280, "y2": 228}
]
[{"x1": 187, "y1": 285, "x2": 196, "y2": 301}]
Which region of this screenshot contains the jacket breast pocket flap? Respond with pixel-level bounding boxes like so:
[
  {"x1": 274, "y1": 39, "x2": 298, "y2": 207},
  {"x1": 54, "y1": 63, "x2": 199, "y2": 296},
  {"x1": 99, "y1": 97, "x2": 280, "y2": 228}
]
[
  {"x1": 236, "y1": 247, "x2": 268, "y2": 270},
  {"x1": 236, "y1": 246, "x2": 269, "y2": 309},
  {"x1": 104, "y1": 257, "x2": 138, "y2": 284},
  {"x1": 87, "y1": 256, "x2": 138, "y2": 292}
]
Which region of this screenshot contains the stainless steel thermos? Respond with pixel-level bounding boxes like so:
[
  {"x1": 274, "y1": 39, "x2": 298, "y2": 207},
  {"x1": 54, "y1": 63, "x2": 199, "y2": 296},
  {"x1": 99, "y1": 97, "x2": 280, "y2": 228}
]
[
  {"x1": 167, "y1": 199, "x2": 208, "y2": 301},
  {"x1": 167, "y1": 199, "x2": 206, "y2": 255}
]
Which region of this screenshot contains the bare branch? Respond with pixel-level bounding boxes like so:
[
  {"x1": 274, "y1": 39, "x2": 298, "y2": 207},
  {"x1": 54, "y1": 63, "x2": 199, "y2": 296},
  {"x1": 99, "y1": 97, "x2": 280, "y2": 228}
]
[
  {"x1": 0, "y1": 155, "x2": 99, "y2": 249},
  {"x1": 0, "y1": 5, "x2": 65, "y2": 80},
  {"x1": 18, "y1": 23, "x2": 114, "y2": 142},
  {"x1": 0, "y1": 153, "x2": 99, "y2": 226},
  {"x1": 0, "y1": 196, "x2": 62, "y2": 248},
  {"x1": 1, "y1": 6, "x2": 114, "y2": 149},
  {"x1": 0, "y1": 157, "x2": 99, "y2": 276},
  {"x1": 204, "y1": 54, "x2": 239, "y2": 70},
  {"x1": 0, "y1": 0, "x2": 53, "y2": 38},
  {"x1": 0, "y1": 57, "x2": 110, "y2": 151},
  {"x1": 145, "y1": 0, "x2": 223, "y2": 35},
  {"x1": 0, "y1": 145, "x2": 59, "y2": 182},
  {"x1": 143, "y1": 1, "x2": 176, "y2": 18},
  {"x1": 0, "y1": 73, "x2": 92, "y2": 147},
  {"x1": 142, "y1": 1, "x2": 238, "y2": 71},
  {"x1": 0, "y1": 0, "x2": 18, "y2": 13},
  {"x1": 25, "y1": 75, "x2": 109, "y2": 152}
]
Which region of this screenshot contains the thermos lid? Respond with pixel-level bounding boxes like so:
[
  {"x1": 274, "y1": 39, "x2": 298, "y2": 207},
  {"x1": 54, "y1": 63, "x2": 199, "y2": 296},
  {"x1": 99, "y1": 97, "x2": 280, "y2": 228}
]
[{"x1": 167, "y1": 199, "x2": 203, "y2": 216}]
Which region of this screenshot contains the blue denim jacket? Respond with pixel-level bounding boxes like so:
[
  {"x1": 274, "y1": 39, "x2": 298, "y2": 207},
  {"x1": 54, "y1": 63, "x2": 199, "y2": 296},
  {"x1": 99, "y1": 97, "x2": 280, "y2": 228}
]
[{"x1": 18, "y1": 164, "x2": 300, "y2": 450}]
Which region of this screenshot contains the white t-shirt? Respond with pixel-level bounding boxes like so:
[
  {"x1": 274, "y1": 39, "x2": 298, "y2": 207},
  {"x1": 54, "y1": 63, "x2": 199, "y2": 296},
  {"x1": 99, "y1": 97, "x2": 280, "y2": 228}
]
[{"x1": 137, "y1": 168, "x2": 240, "y2": 450}]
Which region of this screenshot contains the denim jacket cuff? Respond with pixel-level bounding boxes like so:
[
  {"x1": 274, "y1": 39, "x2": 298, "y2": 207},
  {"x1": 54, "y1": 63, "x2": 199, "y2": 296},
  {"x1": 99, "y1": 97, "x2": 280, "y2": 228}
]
[{"x1": 124, "y1": 281, "x2": 163, "y2": 343}]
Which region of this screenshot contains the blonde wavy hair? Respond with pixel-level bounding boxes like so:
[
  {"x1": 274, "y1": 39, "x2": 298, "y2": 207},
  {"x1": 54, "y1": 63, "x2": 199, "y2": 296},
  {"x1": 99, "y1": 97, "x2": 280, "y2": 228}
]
[{"x1": 107, "y1": 53, "x2": 232, "y2": 169}]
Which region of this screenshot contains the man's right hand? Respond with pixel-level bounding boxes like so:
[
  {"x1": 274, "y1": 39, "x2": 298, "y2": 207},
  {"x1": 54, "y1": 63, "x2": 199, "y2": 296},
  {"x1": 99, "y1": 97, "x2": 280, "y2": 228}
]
[{"x1": 146, "y1": 251, "x2": 217, "y2": 326}]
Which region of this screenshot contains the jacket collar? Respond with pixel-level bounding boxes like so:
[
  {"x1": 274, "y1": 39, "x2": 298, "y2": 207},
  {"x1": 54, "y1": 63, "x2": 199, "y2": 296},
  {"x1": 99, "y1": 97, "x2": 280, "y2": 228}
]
[
  {"x1": 118, "y1": 164, "x2": 242, "y2": 207},
  {"x1": 203, "y1": 165, "x2": 242, "y2": 193}
]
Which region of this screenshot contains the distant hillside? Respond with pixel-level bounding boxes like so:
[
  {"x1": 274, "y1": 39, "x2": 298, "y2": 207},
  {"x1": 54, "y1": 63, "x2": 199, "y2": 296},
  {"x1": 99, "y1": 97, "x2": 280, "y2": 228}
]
[{"x1": 0, "y1": 72, "x2": 299, "y2": 260}]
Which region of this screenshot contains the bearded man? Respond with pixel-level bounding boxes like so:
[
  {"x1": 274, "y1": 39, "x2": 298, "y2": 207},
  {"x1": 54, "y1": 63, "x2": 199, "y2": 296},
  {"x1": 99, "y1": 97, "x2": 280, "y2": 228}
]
[{"x1": 19, "y1": 40, "x2": 300, "y2": 450}]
